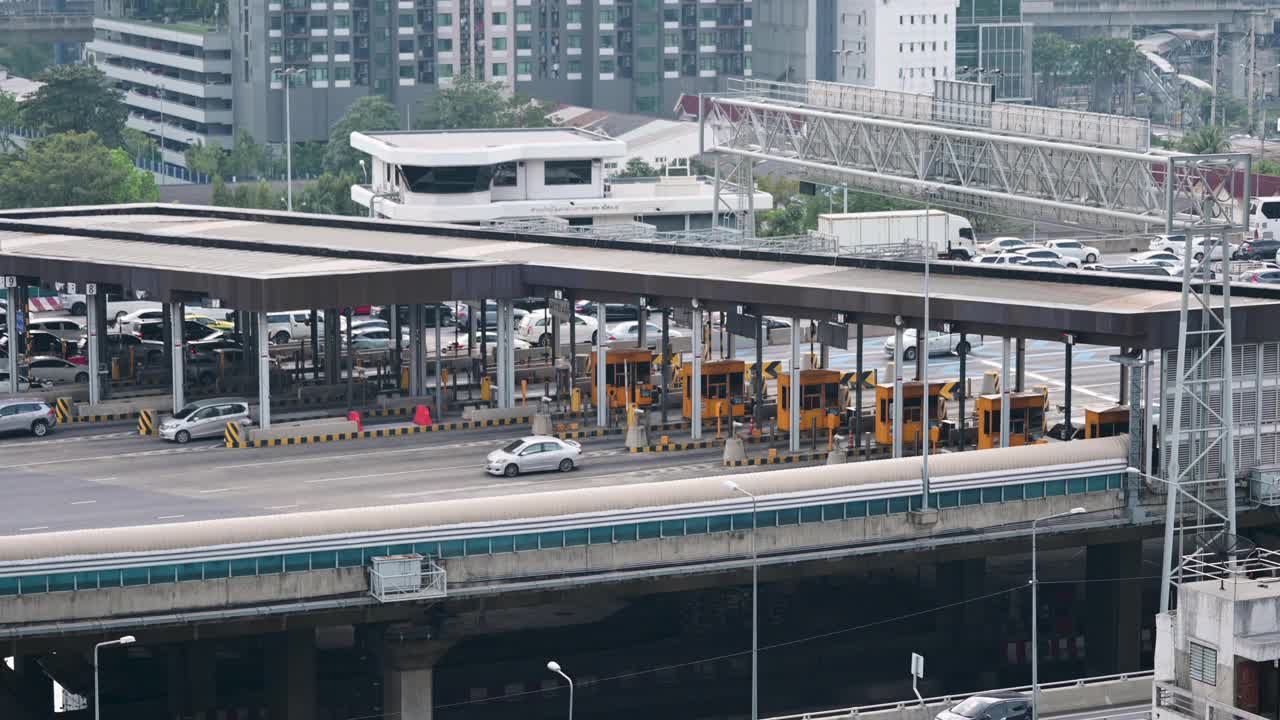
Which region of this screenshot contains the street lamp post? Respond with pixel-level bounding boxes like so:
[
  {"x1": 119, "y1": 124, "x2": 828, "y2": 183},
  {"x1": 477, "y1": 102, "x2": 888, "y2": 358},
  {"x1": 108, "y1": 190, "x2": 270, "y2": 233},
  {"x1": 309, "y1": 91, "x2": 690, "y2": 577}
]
[
  {"x1": 93, "y1": 635, "x2": 136, "y2": 720},
  {"x1": 272, "y1": 68, "x2": 304, "y2": 211},
  {"x1": 546, "y1": 660, "x2": 574, "y2": 720},
  {"x1": 1030, "y1": 508, "x2": 1085, "y2": 720},
  {"x1": 724, "y1": 480, "x2": 759, "y2": 720}
]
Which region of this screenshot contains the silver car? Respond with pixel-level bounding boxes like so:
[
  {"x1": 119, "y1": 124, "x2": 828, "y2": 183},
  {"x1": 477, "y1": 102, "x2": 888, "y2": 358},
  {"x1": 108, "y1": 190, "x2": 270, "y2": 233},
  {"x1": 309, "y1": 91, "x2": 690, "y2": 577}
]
[
  {"x1": 26, "y1": 356, "x2": 90, "y2": 385},
  {"x1": 159, "y1": 398, "x2": 251, "y2": 444},
  {"x1": 0, "y1": 399, "x2": 57, "y2": 437},
  {"x1": 486, "y1": 436, "x2": 582, "y2": 477}
]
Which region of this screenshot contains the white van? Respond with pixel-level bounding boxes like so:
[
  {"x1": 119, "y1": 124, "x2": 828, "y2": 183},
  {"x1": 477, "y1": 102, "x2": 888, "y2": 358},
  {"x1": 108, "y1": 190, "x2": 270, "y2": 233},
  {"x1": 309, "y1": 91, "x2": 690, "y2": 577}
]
[{"x1": 1248, "y1": 196, "x2": 1280, "y2": 241}]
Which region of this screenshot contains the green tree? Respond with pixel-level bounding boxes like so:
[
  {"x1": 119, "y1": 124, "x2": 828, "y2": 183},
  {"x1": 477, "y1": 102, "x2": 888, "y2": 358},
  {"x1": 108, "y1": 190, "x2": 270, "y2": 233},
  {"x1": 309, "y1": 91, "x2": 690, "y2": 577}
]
[
  {"x1": 20, "y1": 66, "x2": 127, "y2": 148},
  {"x1": 211, "y1": 175, "x2": 232, "y2": 206},
  {"x1": 0, "y1": 131, "x2": 158, "y2": 208},
  {"x1": 0, "y1": 44, "x2": 55, "y2": 79},
  {"x1": 322, "y1": 95, "x2": 401, "y2": 176},
  {"x1": 1179, "y1": 125, "x2": 1230, "y2": 154},
  {"x1": 297, "y1": 172, "x2": 362, "y2": 215},
  {"x1": 1072, "y1": 37, "x2": 1142, "y2": 113},
  {"x1": 120, "y1": 128, "x2": 158, "y2": 165},
  {"x1": 412, "y1": 73, "x2": 555, "y2": 131},
  {"x1": 224, "y1": 130, "x2": 270, "y2": 179},
  {"x1": 254, "y1": 180, "x2": 279, "y2": 209},
  {"x1": 613, "y1": 158, "x2": 658, "y2": 178},
  {"x1": 184, "y1": 140, "x2": 225, "y2": 179},
  {"x1": 0, "y1": 91, "x2": 20, "y2": 154},
  {"x1": 1255, "y1": 159, "x2": 1280, "y2": 176},
  {"x1": 1033, "y1": 32, "x2": 1074, "y2": 108}
]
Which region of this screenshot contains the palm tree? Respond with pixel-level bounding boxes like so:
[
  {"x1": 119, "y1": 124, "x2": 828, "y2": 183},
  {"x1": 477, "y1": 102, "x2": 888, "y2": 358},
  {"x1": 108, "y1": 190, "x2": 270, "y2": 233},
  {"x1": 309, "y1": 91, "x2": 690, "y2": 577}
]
[{"x1": 1179, "y1": 125, "x2": 1230, "y2": 154}]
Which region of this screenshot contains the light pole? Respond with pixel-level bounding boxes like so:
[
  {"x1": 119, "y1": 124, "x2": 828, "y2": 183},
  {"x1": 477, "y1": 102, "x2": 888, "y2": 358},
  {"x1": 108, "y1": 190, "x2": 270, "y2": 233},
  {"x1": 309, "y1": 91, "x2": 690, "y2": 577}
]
[
  {"x1": 724, "y1": 479, "x2": 759, "y2": 720},
  {"x1": 94, "y1": 635, "x2": 136, "y2": 720},
  {"x1": 272, "y1": 67, "x2": 305, "y2": 211},
  {"x1": 1030, "y1": 507, "x2": 1085, "y2": 720},
  {"x1": 546, "y1": 660, "x2": 573, "y2": 720}
]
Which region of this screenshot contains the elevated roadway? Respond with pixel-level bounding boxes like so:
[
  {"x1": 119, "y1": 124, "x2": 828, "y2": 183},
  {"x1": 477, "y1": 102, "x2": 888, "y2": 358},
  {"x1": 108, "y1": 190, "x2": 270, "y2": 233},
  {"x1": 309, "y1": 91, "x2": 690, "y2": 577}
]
[{"x1": 0, "y1": 11, "x2": 92, "y2": 43}]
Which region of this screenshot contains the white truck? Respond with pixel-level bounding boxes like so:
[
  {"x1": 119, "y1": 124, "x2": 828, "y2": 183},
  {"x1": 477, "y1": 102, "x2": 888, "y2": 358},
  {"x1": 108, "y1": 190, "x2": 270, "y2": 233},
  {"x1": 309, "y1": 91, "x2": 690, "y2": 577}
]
[{"x1": 817, "y1": 210, "x2": 977, "y2": 260}]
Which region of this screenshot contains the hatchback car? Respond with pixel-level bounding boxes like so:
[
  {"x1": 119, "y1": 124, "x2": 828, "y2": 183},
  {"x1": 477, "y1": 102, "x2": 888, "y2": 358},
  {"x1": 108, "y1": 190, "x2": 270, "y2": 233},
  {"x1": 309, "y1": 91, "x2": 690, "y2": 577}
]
[
  {"x1": 1237, "y1": 239, "x2": 1280, "y2": 261},
  {"x1": 26, "y1": 356, "x2": 90, "y2": 384},
  {"x1": 486, "y1": 436, "x2": 582, "y2": 477},
  {"x1": 601, "y1": 321, "x2": 688, "y2": 348},
  {"x1": 159, "y1": 398, "x2": 251, "y2": 443},
  {"x1": 935, "y1": 692, "x2": 1031, "y2": 720},
  {"x1": 0, "y1": 399, "x2": 57, "y2": 437},
  {"x1": 1013, "y1": 248, "x2": 1081, "y2": 268}
]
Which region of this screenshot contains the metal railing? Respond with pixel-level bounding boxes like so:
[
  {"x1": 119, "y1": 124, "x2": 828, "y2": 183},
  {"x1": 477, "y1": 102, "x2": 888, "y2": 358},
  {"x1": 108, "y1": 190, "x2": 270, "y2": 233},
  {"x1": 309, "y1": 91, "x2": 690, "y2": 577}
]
[
  {"x1": 1179, "y1": 547, "x2": 1280, "y2": 585},
  {"x1": 767, "y1": 671, "x2": 1153, "y2": 720},
  {"x1": 368, "y1": 556, "x2": 447, "y2": 603},
  {"x1": 1155, "y1": 682, "x2": 1270, "y2": 720}
]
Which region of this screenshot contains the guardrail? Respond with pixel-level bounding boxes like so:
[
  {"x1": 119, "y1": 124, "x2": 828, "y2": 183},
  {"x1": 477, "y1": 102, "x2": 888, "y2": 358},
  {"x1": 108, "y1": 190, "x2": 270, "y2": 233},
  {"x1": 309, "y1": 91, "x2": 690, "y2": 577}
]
[
  {"x1": 770, "y1": 671, "x2": 1153, "y2": 720},
  {"x1": 1154, "y1": 681, "x2": 1268, "y2": 720}
]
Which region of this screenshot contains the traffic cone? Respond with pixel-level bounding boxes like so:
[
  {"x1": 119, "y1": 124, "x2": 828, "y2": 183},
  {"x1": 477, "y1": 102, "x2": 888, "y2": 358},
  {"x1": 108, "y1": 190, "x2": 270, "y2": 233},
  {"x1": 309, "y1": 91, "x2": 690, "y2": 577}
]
[
  {"x1": 346, "y1": 410, "x2": 363, "y2": 431},
  {"x1": 413, "y1": 405, "x2": 433, "y2": 426}
]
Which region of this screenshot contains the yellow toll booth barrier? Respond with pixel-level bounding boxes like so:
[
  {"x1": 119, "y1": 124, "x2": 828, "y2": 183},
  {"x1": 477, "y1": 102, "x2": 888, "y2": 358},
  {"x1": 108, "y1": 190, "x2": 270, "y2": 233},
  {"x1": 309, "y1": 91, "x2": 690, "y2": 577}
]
[
  {"x1": 873, "y1": 381, "x2": 948, "y2": 448},
  {"x1": 779, "y1": 369, "x2": 842, "y2": 434},
  {"x1": 680, "y1": 359, "x2": 747, "y2": 420},
  {"x1": 588, "y1": 348, "x2": 657, "y2": 409},
  {"x1": 976, "y1": 392, "x2": 1048, "y2": 449},
  {"x1": 1084, "y1": 406, "x2": 1130, "y2": 439}
]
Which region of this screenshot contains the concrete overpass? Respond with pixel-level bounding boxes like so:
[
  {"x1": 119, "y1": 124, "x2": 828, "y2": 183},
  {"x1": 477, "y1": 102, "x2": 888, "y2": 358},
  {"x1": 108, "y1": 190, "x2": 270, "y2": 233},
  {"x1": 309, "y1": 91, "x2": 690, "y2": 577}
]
[
  {"x1": 0, "y1": 11, "x2": 92, "y2": 45},
  {"x1": 1022, "y1": 0, "x2": 1277, "y2": 31}
]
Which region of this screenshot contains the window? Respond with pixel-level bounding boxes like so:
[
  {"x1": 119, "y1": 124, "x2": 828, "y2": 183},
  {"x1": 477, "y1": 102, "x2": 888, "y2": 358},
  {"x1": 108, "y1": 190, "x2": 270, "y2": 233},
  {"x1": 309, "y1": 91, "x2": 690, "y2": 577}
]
[
  {"x1": 335, "y1": 14, "x2": 351, "y2": 29},
  {"x1": 438, "y1": 38, "x2": 453, "y2": 51},
  {"x1": 492, "y1": 62, "x2": 507, "y2": 76},
  {"x1": 397, "y1": 14, "x2": 414, "y2": 28},
  {"x1": 545, "y1": 160, "x2": 592, "y2": 186},
  {"x1": 516, "y1": 35, "x2": 532, "y2": 50},
  {"x1": 515, "y1": 9, "x2": 532, "y2": 24},
  {"x1": 311, "y1": 14, "x2": 328, "y2": 29},
  {"x1": 438, "y1": 12, "x2": 452, "y2": 25},
  {"x1": 400, "y1": 165, "x2": 493, "y2": 193},
  {"x1": 568, "y1": 59, "x2": 583, "y2": 74},
  {"x1": 599, "y1": 8, "x2": 615, "y2": 23},
  {"x1": 491, "y1": 12, "x2": 507, "y2": 25},
  {"x1": 491, "y1": 36, "x2": 507, "y2": 50},
  {"x1": 516, "y1": 61, "x2": 532, "y2": 75},
  {"x1": 568, "y1": 34, "x2": 582, "y2": 49},
  {"x1": 600, "y1": 58, "x2": 615, "y2": 74},
  {"x1": 397, "y1": 65, "x2": 413, "y2": 79},
  {"x1": 1189, "y1": 642, "x2": 1217, "y2": 685},
  {"x1": 314, "y1": 67, "x2": 330, "y2": 81},
  {"x1": 493, "y1": 162, "x2": 517, "y2": 187},
  {"x1": 438, "y1": 63, "x2": 453, "y2": 78},
  {"x1": 567, "y1": 9, "x2": 583, "y2": 24},
  {"x1": 335, "y1": 39, "x2": 351, "y2": 54}
]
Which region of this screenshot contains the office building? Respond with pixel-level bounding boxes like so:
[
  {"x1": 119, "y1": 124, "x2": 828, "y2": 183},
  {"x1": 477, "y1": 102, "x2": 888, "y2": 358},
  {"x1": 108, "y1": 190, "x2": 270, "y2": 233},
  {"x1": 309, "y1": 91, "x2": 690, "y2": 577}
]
[
  {"x1": 835, "y1": 0, "x2": 958, "y2": 93},
  {"x1": 956, "y1": 0, "x2": 1031, "y2": 101}
]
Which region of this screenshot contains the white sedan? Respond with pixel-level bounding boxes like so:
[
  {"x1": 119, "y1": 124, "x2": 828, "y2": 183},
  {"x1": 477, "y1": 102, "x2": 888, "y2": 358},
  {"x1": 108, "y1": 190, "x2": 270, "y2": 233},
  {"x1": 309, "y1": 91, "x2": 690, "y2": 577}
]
[
  {"x1": 486, "y1": 436, "x2": 582, "y2": 477},
  {"x1": 603, "y1": 321, "x2": 689, "y2": 348},
  {"x1": 1039, "y1": 239, "x2": 1102, "y2": 264},
  {"x1": 978, "y1": 237, "x2": 1029, "y2": 254},
  {"x1": 975, "y1": 253, "x2": 1029, "y2": 266},
  {"x1": 1013, "y1": 248, "x2": 1081, "y2": 268},
  {"x1": 1129, "y1": 250, "x2": 1180, "y2": 265},
  {"x1": 515, "y1": 312, "x2": 598, "y2": 347},
  {"x1": 26, "y1": 356, "x2": 90, "y2": 384}
]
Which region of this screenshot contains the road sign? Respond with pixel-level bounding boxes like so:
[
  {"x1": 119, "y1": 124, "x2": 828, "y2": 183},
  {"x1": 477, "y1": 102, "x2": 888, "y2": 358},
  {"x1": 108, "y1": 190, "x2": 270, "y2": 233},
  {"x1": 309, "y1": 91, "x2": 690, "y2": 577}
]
[
  {"x1": 66, "y1": 282, "x2": 76, "y2": 294},
  {"x1": 548, "y1": 297, "x2": 572, "y2": 321},
  {"x1": 817, "y1": 321, "x2": 848, "y2": 349},
  {"x1": 726, "y1": 312, "x2": 761, "y2": 340},
  {"x1": 15, "y1": 310, "x2": 24, "y2": 334},
  {"x1": 2, "y1": 276, "x2": 15, "y2": 289},
  {"x1": 840, "y1": 370, "x2": 877, "y2": 389},
  {"x1": 939, "y1": 381, "x2": 958, "y2": 400},
  {"x1": 910, "y1": 653, "x2": 924, "y2": 679},
  {"x1": 86, "y1": 283, "x2": 97, "y2": 296}
]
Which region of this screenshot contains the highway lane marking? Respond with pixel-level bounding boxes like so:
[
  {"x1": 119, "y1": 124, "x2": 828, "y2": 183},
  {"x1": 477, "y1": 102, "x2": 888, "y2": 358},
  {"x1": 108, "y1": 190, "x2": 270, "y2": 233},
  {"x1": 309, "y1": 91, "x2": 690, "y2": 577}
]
[
  {"x1": 198, "y1": 487, "x2": 245, "y2": 494},
  {"x1": 304, "y1": 464, "x2": 476, "y2": 484},
  {"x1": 385, "y1": 478, "x2": 552, "y2": 499},
  {"x1": 0, "y1": 431, "x2": 136, "y2": 448},
  {"x1": 87, "y1": 477, "x2": 118, "y2": 483},
  {"x1": 213, "y1": 438, "x2": 527, "y2": 471},
  {"x1": 266, "y1": 504, "x2": 301, "y2": 510},
  {"x1": 18, "y1": 526, "x2": 49, "y2": 532},
  {"x1": 8, "y1": 445, "x2": 218, "y2": 469},
  {"x1": 974, "y1": 358, "x2": 1118, "y2": 403},
  {"x1": 69, "y1": 500, "x2": 97, "y2": 505},
  {"x1": 156, "y1": 514, "x2": 185, "y2": 520}
]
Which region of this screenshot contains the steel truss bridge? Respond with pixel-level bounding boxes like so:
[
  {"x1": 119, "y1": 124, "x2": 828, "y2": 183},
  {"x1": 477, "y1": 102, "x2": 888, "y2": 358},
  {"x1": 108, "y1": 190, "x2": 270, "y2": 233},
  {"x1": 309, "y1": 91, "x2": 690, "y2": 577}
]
[{"x1": 699, "y1": 77, "x2": 1253, "y2": 611}]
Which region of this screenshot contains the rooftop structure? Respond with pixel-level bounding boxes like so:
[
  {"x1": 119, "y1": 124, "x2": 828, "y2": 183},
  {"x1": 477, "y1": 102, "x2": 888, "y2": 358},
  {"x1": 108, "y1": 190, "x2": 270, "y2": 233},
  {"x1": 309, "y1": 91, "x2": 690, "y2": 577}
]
[{"x1": 350, "y1": 128, "x2": 771, "y2": 229}]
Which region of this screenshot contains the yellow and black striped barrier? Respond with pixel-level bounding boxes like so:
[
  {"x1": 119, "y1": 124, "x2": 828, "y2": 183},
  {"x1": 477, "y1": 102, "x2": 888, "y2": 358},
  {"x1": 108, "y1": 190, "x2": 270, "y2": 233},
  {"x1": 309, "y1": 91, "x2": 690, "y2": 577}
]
[
  {"x1": 224, "y1": 421, "x2": 245, "y2": 449},
  {"x1": 71, "y1": 411, "x2": 141, "y2": 424},
  {"x1": 137, "y1": 409, "x2": 157, "y2": 436},
  {"x1": 723, "y1": 450, "x2": 830, "y2": 467},
  {"x1": 631, "y1": 439, "x2": 719, "y2": 454},
  {"x1": 54, "y1": 397, "x2": 73, "y2": 424}
]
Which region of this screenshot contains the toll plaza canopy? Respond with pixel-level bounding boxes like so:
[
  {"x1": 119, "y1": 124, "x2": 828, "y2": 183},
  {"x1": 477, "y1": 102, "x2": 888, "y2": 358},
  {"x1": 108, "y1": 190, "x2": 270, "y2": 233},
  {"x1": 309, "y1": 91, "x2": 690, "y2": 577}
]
[{"x1": 1, "y1": 204, "x2": 1279, "y2": 349}]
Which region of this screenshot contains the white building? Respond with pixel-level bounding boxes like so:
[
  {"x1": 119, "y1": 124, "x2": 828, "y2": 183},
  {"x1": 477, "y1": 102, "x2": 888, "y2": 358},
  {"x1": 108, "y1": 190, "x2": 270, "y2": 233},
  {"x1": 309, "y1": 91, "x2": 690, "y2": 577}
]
[
  {"x1": 835, "y1": 0, "x2": 958, "y2": 94},
  {"x1": 350, "y1": 128, "x2": 771, "y2": 231}
]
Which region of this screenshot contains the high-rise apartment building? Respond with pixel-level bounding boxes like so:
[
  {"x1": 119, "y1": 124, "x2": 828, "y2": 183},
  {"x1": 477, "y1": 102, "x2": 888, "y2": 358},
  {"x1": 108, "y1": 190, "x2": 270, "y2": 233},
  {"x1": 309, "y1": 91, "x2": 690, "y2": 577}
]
[
  {"x1": 835, "y1": 0, "x2": 958, "y2": 93},
  {"x1": 90, "y1": 0, "x2": 751, "y2": 175}
]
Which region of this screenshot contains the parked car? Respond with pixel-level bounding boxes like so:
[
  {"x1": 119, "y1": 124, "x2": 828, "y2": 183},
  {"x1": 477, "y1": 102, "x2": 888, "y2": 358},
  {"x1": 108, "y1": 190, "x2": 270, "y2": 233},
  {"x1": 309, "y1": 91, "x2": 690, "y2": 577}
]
[
  {"x1": 0, "y1": 371, "x2": 51, "y2": 394},
  {"x1": 884, "y1": 330, "x2": 977, "y2": 362},
  {"x1": 266, "y1": 310, "x2": 322, "y2": 344},
  {"x1": 75, "y1": 332, "x2": 161, "y2": 365},
  {"x1": 27, "y1": 318, "x2": 86, "y2": 342},
  {"x1": 1128, "y1": 250, "x2": 1180, "y2": 265},
  {"x1": 136, "y1": 319, "x2": 221, "y2": 344},
  {"x1": 159, "y1": 398, "x2": 251, "y2": 443},
  {"x1": 187, "y1": 313, "x2": 235, "y2": 332},
  {"x1": 576, "y1": 302, "x2": 642, "y2": 324},
  {"x1": 1038, "y1": 239, "x2": 1101, "y2": 264},
  {"x1": 377, "y1": 303, "x2": 457, "y2": 328},
  {"x1": 1149, "y1": 234, "x2": 1238, "y2": 261},
  {"x1": 977, "y1": 237, "x2": 1028, "y2": 254},
  {"x1": 0, "y1": 398, "x2": 57, "y2": 437},
  {"x1": 1019, "y1": 259, "x2": 1069, "y2": 269},
  {"x1": 1243, "y1": 269, "x2": 1280, "y2": 284},
  {"x1": 349, "y1": 327, "x2": 398, "y2": 351},
  {"x1": 935, "y1": 691, "x2": 1031, "y2": 720},
  {"x1": 115, "y1": 307, "x2": 167, "y2": 333},
  {"x1": 1013, "y1": 248, "x2": 1081, "y2": 268},
  {"x1": 485, "y1": 436, "x2": 582, "y2": 477},
  {"x1": 26, "y1": 356, "x2": 90, "y2": 384},
  {"x1": 603, "y1": 320, "x2": 689, "y2": 348},
  {"x1": 516, "y1": 312, "x2": 598, "y2": 347},
  {"x1": 1091, "y1": 263, "x2": 1178, "y2": 277},
  {"x1": 1236, "y1": 239, "x2": 1280, "y2": 261},
  {"x1": 975, "y1": 253, "x2": 1029, "y2": 266}
]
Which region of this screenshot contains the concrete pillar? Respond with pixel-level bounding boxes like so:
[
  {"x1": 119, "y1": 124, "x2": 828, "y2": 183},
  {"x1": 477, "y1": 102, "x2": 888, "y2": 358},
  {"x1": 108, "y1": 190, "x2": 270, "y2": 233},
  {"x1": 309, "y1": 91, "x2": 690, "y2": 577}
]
[
  {"x1": 691, "y1": 306, "x2": 703, "y2": 439},
  {"x1": 1118, "y1": 347, "x2": 1129, "y2": 406},
  {"x1": 86, "y1": 291, "x2": 102, "y2": 405},
  {"x1": 187, "y1": 641, "x2": 216, "y2": 720},
  {"x1": 660, "y1": 309, "x2": 670, "y2": 425},
  {"x1": 257, "y1": 312, "x2": 271, "y2": 428},
  {"x1": 498, "y1": 299, "x2": 516, "y2": 408},
  {"x1": 958, "y1": 332, "x2": 968, "y2": 451},
  {"x1": 408, "y1": 304, "x2": 422, "y2": 397},
  {"x1": 1015, "y1": 337, "x2": 1026, "y2": 392},
  {"x1": 168, "y1": 301, "x2": 185, "y2": 412},
  {"x1": 1000, "y1": 336, "x2": 1011, "y2": 447},
  {"x1": 1063, "y1": 337, "x2": 1074, "y2": 440},
  {"x1": 1085, "y1": 541, "x2": 1143, "y2": 675},
  {"x1": 309, "y1": 309, "x2": 320, "y2": 380},
  {"x1": 433, "y1": 306, "x2": 443, "y2": 419},
  {"x1": 637, "y1": 304, "x2": 648, "y2": 348},
  {"x1": 265, "y1": 629, "x2": 316, "y2": 720},
  {"x1": 382, "y1": 640, "x2": 452, "y2": 720},
  {"x1": 325, "y1": 308, "x2": 340, "y2": 385},
  {"x1": 916, "y1": 318, "x2": 926, "y2": 381},
  {"x1": 4, "y1": 283, "x2": 18, "y2": 393},
  {"x1": 595, "y1": 301, "x2": 607, "y2": 426},
  {"x1": 789, "y1": 316, "x2": 801, "y2": 452},
  {"x1": 854, "y1": 322, "x2": 864, "y2": 451},
  {"x1": 754, "y1": 315, "x2": 765, "y2": 429},
  {"x1": 390, "y1": 305, "x2": 402, "y2": 387},
  {"x1": 893, "y1": 323, "x2": 904, "y2": 458},
  {"x1": 344, "y1": 308, "x2": 355, "y2": 409}
]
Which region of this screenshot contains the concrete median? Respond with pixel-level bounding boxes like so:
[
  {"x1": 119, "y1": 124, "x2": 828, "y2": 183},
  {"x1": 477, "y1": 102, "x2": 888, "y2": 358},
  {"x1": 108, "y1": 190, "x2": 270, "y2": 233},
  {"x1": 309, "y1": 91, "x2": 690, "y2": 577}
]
[{"x1": 72, "y1": 395, "x2": 172, "y2": 423}]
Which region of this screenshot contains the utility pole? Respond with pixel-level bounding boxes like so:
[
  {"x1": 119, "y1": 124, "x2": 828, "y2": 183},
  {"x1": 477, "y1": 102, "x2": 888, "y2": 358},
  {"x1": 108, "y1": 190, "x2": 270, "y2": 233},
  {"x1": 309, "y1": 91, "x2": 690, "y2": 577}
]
[{"x1": 1211, "y1": 24, "x2": 1220, "y2": 126}]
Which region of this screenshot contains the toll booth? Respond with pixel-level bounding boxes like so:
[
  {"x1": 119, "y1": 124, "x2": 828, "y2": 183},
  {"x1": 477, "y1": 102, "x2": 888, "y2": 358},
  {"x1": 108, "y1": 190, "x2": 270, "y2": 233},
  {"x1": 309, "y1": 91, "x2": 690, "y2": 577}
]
[
  {"x1": 976, "y1": 392, "x2": 1047, "y2": 449},
  {"x1": 779, "y1": 369, "x2": 842, "y2": 434},
  {"x1": 1084, "y1": 406, "x2": 1130, "y2": 439},
  {"x1": 874, "y1": 381, "x2": 947, "y2": 448},
  {"x1": 681, "y1": 359, "x2": 747, "y2": 420},
  {"x1": 589, "y1": 348, "x2": 656, "y2": 409}
]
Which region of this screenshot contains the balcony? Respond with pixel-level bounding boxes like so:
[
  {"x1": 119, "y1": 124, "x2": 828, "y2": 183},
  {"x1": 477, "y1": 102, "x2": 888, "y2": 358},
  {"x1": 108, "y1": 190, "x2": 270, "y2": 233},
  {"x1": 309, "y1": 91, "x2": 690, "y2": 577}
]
[
  {"x1": 98, "y1": 62, "x2": 231, "y2": 99},
  {"x1": 126, "y1": 114, "x2": 230, "y2": 149},
  {"x1": 87, "y1": 39, "x2": 231, "y2": 74},
  {"x1": 125, "y1": 90, "x2": 232, "y2": 125}
]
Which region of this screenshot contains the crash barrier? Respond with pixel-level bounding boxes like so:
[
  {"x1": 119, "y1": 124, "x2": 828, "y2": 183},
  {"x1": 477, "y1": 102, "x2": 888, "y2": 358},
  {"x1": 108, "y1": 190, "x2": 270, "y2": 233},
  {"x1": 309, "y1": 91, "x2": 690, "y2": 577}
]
[{"x1": 137, "y1": 409, "x2": 157, "y2": 436}]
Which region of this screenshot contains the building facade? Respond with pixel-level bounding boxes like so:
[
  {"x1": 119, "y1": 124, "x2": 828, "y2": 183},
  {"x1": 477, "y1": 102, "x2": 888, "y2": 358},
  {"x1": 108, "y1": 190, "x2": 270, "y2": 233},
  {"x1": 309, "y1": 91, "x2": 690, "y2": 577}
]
[
  {"x1": 835, "y1": 0, "x2": 957, "y2": 93},
  {"x1": 956, "y1": 0, "x2": 1031, "y2": 101},
  {"x1": 91, "y1": 0, "x2": 752, "y2": 174}
]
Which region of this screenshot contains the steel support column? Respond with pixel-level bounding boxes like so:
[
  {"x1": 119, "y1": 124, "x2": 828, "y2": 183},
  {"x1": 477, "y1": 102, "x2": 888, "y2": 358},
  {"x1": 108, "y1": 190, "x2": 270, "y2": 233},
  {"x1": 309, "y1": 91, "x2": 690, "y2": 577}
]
[
  {"x1": 854, "y1": 322, "x2": 864, "y2": 451},
  {"x1": 344, "y1": 308, "x2": 354, "y2": 410},
  {"x1": 661, "y1": 309, "x2": 670, "y2": 425},
  {"x1": 691, "y1": 307, "x2": 703, "y2": 439},
  {"x1": 637, "y1": 304, "x2": 647, "y2": 349},
  {"x1": 754, "y1": 317, "x2": 764, "y2": 429},
  {"x1": 498, "y1": 299, "x2": 516, "y2": 409},
  {"x1": 168, "y1": 301, "x2": 185, "y2": 412},
  {"x1": 257, "y1": 312, "x2": 272, "y2": 428},
  {"x1": 790, "y1": 316, "x2": 801, "y2": 453},
  {"x1": 86, "y1": 291, "x2": 102, "y2": 405},
  {"x1": 892, "y1": 323, "x2": 904, "y2": 459},
  {"x1": 1015, "y1": 337, "x2": 1026, "y2": 392},
  {"x1": 595, "y1": 302, "x2": 608, "y2": 427},
  {"x1": 390, "y1": 305, "x2": 401, "y2": 389},
  {"x1": 1063, "y1": 338, "x2": 1074, "y2": 440},
  {"x1": 4, "y1": 284, "x2": 18, "y2": 393},
  {"x1": 1000, "y1": 337, "x2": 1012, "y2": 447},
  {"x1": 309, "y1": 310, "x2": 319, "y2": 381},
  {"x1": 916, "y1": 319, "x2": 926, "y2": 381},
  {"x1": 434, "y1": 306, "x2": 443, "y2": 420},
  {"x1": 408, "y1": 305, "x2": 422, "y2": 397},
  {"x1": 958, "y1": 333, "x2": 968, "y2": 451}
]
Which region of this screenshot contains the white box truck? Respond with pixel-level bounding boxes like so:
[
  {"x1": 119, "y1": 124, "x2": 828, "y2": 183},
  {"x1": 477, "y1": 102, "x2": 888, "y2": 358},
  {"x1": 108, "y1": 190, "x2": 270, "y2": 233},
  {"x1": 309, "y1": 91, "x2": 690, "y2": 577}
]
[{"x1": 817, "y1": 210, "x2": 977, "y2": 260}]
